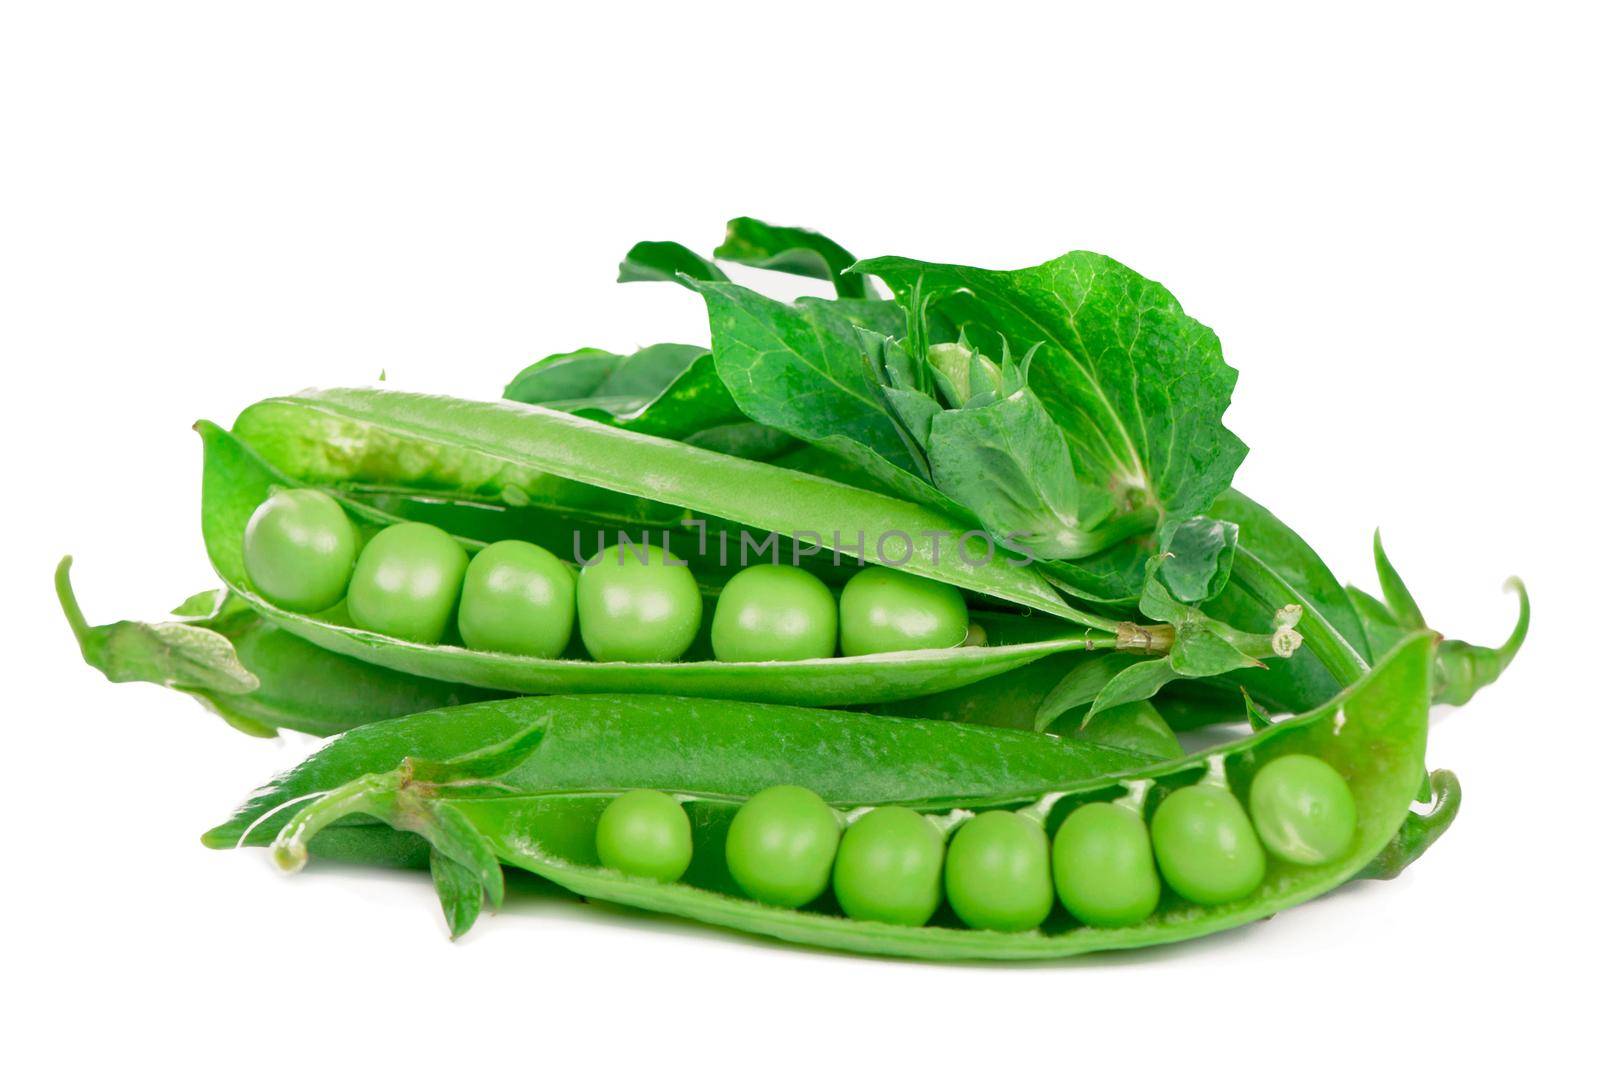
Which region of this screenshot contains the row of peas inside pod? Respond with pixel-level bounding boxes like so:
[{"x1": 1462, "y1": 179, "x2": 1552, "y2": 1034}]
[
  {"x1": 242, "y1": 488, "x2": 971, "y2": 662},
  {"x1": 595, "y1": 753, "x2": 1358, "y2": 931}
]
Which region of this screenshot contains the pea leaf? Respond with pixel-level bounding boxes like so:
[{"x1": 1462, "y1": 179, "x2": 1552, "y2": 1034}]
[
  {"x1": 855, "y1": 251, "x2": 1247, "y2": 522},
  {"x1": 714, "y1": 217, "x2": 877, "y2": 299},
  {"x1": 1033, "y1": 654, "x2": 1141, "y2": 730},
  {"x1": 1085, "y1": 658, "x2": 1179, "y2": 720},
  {"x1": 682, "y1": 278, "x2": 958, "y2": 511},
  {"x1": 618, "y1": 241, "x2": 727, "y2": 284},
  {"x1": 504, "y1": 344, "x2": 706, "y2": 406},
  {"x1": 1156, "y1": 516, "x2": 1239, "y2": 603},
  {"x1": 504, "y1": 343, "x2": 795, "y2": 459}
]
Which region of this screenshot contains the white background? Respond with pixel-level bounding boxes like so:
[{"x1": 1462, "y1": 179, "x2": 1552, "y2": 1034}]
[{"x1": 4, "y1": 2, "x2": 1595, "y2": 1082}]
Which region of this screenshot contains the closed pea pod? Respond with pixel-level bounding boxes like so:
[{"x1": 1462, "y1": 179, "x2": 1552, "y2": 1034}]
[
  {"x1": 1248, "y1": 754, "x2": 1357, "y2": 865},
  {"x1": 1151, "y1": 756, "x2": 1266, "y2": 906},
  {"x1": 831, "y1": 806, "x2": 945, "y2": 926}
]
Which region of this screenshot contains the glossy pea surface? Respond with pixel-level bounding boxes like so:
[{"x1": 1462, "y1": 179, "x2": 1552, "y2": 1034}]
[
  {"x1": 457, "y1": 540, "x2": 575, "y2": 658},
  {"x1": 1248, "y1": 754, "x2": 1357, "y2": 865},
  {"x1": 1052, "y1": 802, "x2": 1161, "y2": 928},
  {"x1": 576, "y1": 543, "x2": 702, "y2": 662},
  {"x1": 346, "y1": 522, "x2": 469, "y2": 644},
  {"x1": 724, "y1": 785, "x2": 840, "y2": 908},
  {"x1": 242, "y1": 489, "x2": 359, "y2": 613},
  {"x1": 595, "y1": 789, "x2": 693, "y2": 882},
  {"x1": 944, "y1": 810, "x2": 1053, "y2": 932},
  {"x1": 838, "y1": 566, "x2": 968, "y2": 656},
  {"x1": 710, "y1": 565, "x2": 837, "y2": 662},
  {"x1": 832, "y1": 807, "x2": 944, "y2": 926},
  {"x1": 1151, "y1": 782, "x2": 1266, "y2": 906}
]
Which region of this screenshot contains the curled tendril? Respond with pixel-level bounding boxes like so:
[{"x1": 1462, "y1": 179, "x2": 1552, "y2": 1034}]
[
  {"x1": 1359, "y1": 769, "x2": 1463, "y2": 881},
  {"x1": 1433, "y1": 578, "x2": 1530, "y2": 707}
]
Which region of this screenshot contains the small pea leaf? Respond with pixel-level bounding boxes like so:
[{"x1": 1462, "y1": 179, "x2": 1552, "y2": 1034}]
[
  {"x1": 505, "y1": 344, "x2": 795, "y2": 460},
  {"x1": 715, "y1": 217, "x2": 877, "y2": 299},
  {"x1": 430, "y1": 849, "x2": 484, "y2": 940},
  {"x1": 618, "y1": 241, "x2": 728, "y2": 284},
  {"x1": 1074, "y1": 701, "x2": 1184, "y2": 761},
  {"x1": 1157, "y1": 516, "x2": 1239, "y2": 603},
  {"x1": 1034, "y1": 654, "x2": 1141, "y2": 731},
  {"x1": 1085, "y1": 657, "x2": 1179, "y2": 721},
  {"x1": 1240, "y1": 689, "x2": 1276, "y2": 732},
  {"x1": 504, "y1": 344, "x2": 705, "y2": 406}
]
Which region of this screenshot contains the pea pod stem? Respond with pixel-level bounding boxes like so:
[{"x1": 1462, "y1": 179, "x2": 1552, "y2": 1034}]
[
  {"x1": 272, "y1": 770, "x2": 405, "y2": 873},
  {"x1": 1112, "y1": 779, "x2": 1152, "y2": 816}
]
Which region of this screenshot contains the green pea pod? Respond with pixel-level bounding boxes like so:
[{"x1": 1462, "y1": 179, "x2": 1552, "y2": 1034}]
[
  {"x1": 230, "y1": 388, "x2": 1092, "y2": 617},
  {"x1": 199, "y1": 418, "x2": 1121, "y2": 706},
  {"x1": 231, "y1": 634, "x2": 1433, "y2": 959},
  {"x1": 205, "y1": 693, "x2": 1159, "y2": 852},
  {"x1": 56, "y1": 557, "x2": 496, "y2": 738}
]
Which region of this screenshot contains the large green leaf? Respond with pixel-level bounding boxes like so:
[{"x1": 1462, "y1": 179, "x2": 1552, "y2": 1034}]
[
  {"x1": 684, "y1": 280, "x2": 957, "y2": 512},
  {"x1": 856, "y1": 251, "x2": 1247, "y2": 522}
]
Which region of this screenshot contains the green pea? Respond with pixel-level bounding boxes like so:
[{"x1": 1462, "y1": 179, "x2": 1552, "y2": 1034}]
[
  {"x1": 838, "y1": 566, "x2": 968, "y2": 656},
  {"x1": 1052, "y1": 802, "x2": 1161, "y2": 928},
  {"x1": 944, "y1": 810, "x2": 1053, "y2": 932},
  {"x1": 711, "y1": 565, "x2": 837, "y2": 662},
  {"x1": 1151, "y1": 781, "x2": 1266, "y2": 906},
  {"x1": 242, "y1": 489, "x2": 359, "y2": 613},
  {"x1": 831, "y1": 807, "x2": 944, "y2": 926},
  {"x1": 1248, "y1": 754, "x2": 1358, "y2": 865},
  {"x1": 346, "y1": 522, "x2": 469, "y2": 644},
  {"x1": 595, "y1": 789, "x2": 693, "y2": 882},
  {"x1": 457, "y1": 540, "x2": 575, "y2": 658},
  {"x1": 576, "y1": 543, "x2": 702, "y2": 662},
  {"x1": 724, "y1": 785, "x2": 841, "y2": 908}
]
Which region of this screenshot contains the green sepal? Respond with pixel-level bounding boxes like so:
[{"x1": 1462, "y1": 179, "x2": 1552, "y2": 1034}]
[
  {"x1": 430, "y1": 849, "x2": 484, "y2": 939},
  {"x1": 56, "y1": 556, "x2": 272, "y2": 737},
  {"x1": 1374, "y1": 530, "x2": 1428, "y2": 630}
]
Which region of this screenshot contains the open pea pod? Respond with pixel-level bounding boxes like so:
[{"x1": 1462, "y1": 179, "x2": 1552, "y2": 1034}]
[
  {"x1": 228, "y1": 388, "x2": 1099, "y2": 622},
  {"x1": 200, "y1": 413, "x2": 1118, "y2": 706},
  {"x1": 247, "y1": 634, "x2": 1435, "y2": 959}
]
